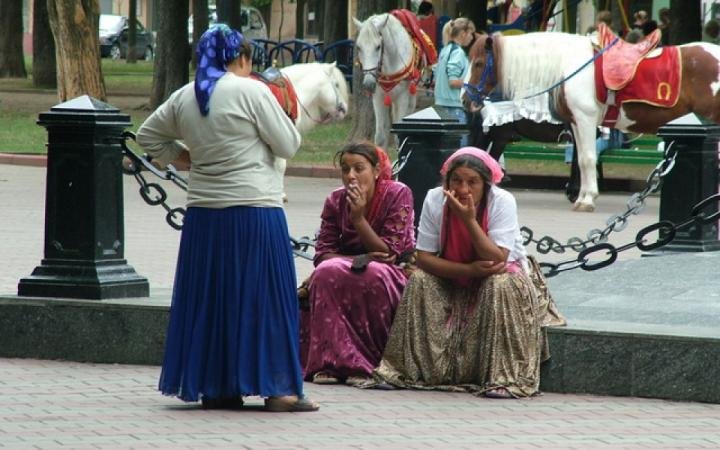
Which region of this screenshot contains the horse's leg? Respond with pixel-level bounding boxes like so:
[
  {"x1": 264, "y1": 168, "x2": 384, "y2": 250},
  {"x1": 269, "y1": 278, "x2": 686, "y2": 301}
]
[
  {"x1": 390, "y1": 85, "x2": 417, "y2": 149},
  {"x1": 373, "y1": 90, "x2": 391, "y2": 149},
  {"x1": 571, "y1": 119, "x2": 599, "y2": 212}
]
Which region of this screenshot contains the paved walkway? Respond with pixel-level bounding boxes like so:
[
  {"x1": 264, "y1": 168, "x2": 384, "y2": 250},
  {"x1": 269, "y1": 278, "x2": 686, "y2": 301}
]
[
  {"x1": 3, "y1": 164, "x2": 720, "y2": 448},
  {"x1": 3, "y1": 357, "x2": 720, "y2": 449}
]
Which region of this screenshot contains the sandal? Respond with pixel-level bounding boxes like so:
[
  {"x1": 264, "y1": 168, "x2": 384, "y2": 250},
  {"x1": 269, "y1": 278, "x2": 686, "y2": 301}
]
[
  {"x1": 201, "y1": 396, "x2": 244, "y2": 409},
  {"x1": 264, "y1": 396, "x2": 320, "y2": 412},
  {"x1": 312, "y1": 372, "x2": 340, "y2": 385},
  {"x1": 484, "y1": 387, "x2": 514, "y2": 399},
  {"x1": 344, "y1": 376, "x2": 371, "y2": 387}
]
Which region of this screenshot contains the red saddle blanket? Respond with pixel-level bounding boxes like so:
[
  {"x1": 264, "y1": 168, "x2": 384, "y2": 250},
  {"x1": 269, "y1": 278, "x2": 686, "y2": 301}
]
[
  {"x1": 250, "y1": 72, "x2": 298, "y2": 123},
  {"x1": 391, "y1": 9, "x2": 438, "y2": 65},
  {"x1": 595, "y1": 46, "x2": 681, "y2": 127},
  {"x1": 598, "y1": 22, "x2": 661, "y2": 90}
]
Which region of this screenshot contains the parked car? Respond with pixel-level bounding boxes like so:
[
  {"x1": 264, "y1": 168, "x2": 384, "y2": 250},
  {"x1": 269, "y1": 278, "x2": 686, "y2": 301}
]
[
  {"x1": 188, "y1": 6, "x2": 268, "y2": 43},
  {"x1": 99, "y1": 14, "x2": 154, "y2": 60}
]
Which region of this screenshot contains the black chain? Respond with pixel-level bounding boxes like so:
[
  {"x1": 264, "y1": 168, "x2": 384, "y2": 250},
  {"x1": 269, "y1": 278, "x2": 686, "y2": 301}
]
[
  {"x1": 121, "y1": 132, "x2": 317, "y2": 259},
  {"x1": 522, "y1": 141, "x2": 678, "y2": 255},
  {"x1": 121, "y1": 132, "x2": 188, "y2": 230},
  {"x1": 539, "y1": 191, "x2": 720, "y2": 278}
]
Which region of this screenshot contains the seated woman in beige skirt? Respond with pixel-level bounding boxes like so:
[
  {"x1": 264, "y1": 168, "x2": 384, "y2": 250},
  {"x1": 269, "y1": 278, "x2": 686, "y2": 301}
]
[{"x1": 370, "y1": 147, "x2": 565, "y2": 398}]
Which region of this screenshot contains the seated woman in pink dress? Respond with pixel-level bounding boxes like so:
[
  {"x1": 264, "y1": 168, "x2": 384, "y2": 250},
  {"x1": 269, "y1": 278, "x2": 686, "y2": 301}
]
[{"x1": 300, "y1": 141, "x2": 416, "y2": 386}]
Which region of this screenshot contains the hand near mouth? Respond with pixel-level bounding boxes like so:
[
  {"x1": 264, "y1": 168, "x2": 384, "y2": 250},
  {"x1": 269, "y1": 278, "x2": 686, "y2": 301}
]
[{"x1": 444, "y1": 189, "x2": 476, "y2": 223}]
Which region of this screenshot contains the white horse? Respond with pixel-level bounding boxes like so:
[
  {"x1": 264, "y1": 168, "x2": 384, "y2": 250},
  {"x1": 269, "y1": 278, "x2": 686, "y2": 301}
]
[
  {"x1": 353, "y1": 13, "x2": 420, "y2": 149},
  {"x1": 273, "y1": 62, "x2": 350, "y2": 189},
  {"x1": 466, "y1": 29, "x2": 720, "y2": 212}
]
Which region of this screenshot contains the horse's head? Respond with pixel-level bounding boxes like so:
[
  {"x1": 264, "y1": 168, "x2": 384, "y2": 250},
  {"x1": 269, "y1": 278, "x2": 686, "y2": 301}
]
[
  {"x1": 464, "y1": 33, "x2": 498, "y2": 113},
  {"x1": 353, "y1": 14, "x2": 388, "y2": 94},
  {"x1": 317, "y1": 62, "x2": 350, "y2": 122}
]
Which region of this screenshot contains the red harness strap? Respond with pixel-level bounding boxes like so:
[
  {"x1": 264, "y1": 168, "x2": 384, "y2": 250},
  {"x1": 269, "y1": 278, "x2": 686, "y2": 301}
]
[
  {"x1": 250, "y1": 72, "x2": 299, "y2": 122},
  {"x1": 376, "y1": 9, "x2": 438, "y2": 106}
]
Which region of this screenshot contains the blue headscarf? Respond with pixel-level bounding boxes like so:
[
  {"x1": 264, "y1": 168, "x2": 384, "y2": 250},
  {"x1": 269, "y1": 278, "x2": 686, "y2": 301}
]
[{"x1": 194, "y1": 24, "x2": 245, "y2": 116}]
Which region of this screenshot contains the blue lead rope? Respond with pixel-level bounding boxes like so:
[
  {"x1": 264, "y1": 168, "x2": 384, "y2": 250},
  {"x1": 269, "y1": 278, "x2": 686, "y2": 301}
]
[
  {"x1": 464, "y1": 36, "x2": 619, "y2": 104},
  {"x1": 520, "y1": 36, "x2": 619, "y2": 100}
]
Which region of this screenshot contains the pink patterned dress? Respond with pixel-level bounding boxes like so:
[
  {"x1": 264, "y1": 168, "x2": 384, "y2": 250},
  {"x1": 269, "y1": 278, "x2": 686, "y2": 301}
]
[{"x1": 300, "y1": 180, "x2": 415, "y2": 380}]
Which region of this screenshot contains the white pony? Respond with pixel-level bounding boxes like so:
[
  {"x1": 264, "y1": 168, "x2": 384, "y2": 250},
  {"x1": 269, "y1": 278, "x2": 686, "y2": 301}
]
[
  {"x1": 353, "y1": 13, "x2": 419, "y2": 149},
  {"x1": 273, "y1": 62, "x2": 350, "y2": 189}
]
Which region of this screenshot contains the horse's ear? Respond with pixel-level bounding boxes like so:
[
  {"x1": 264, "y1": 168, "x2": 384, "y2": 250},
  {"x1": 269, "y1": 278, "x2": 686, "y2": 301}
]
[
  {"x1": 353, "y1": 17, "x2": 363, "y2": 28},
  {"x1": 485, "y1": 36, "x2": 493, "y2": 51}
]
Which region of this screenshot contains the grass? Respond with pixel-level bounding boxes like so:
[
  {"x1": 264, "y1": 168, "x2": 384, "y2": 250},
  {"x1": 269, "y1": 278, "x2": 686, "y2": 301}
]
[{"x1": 0, "y1": 57, "x2": 657, "y2": 178}]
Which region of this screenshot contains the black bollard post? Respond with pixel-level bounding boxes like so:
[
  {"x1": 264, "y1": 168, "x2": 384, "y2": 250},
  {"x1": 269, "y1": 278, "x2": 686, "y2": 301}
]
[
  {"x1": 18, "y1": 95, "x2": 149, "y2": 299},
  {"x1": 391, "y1": 106, "x2": 469, "y2": 226},
  {"x1": 655, "y1": 113, "x2": 720, "y2": 252}
]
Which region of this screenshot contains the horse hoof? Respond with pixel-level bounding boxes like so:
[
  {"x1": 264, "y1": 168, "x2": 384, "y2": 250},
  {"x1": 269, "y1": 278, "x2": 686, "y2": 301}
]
[{"x1": 572, "y1": 201, "x2": 595, "y2": 212}]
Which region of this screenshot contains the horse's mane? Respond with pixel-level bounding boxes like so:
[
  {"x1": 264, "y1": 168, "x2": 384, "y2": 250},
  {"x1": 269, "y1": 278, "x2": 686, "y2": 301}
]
[{"x1": 494, "y1": 32, "x2": 591, "y2": 100}]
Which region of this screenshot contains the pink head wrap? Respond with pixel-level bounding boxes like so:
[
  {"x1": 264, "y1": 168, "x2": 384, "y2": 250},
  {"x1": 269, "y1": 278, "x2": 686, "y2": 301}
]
[{"x1": 439, "y1": 146, "x2": 504, "y2": 184}]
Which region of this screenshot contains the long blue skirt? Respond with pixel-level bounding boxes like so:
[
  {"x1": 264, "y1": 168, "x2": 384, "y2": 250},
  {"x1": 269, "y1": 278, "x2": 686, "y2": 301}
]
[{"x1": 159, "y1": 206, "x2": 304, "y2": 402}]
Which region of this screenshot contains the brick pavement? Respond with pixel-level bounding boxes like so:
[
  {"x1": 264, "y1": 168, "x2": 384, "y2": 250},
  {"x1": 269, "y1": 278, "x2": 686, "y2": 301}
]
[
  {"x1": 2, "y1": 358, "x2": 720, "y2": 449},
  {"x1": 5, "y1": 163, "x2": 720, "y2": 448}
]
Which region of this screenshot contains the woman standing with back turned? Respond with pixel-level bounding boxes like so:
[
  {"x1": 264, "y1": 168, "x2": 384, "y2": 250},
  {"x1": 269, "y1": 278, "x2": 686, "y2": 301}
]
[{"x1": 136, "y1": 24, "x2": 318, "y2": 412}]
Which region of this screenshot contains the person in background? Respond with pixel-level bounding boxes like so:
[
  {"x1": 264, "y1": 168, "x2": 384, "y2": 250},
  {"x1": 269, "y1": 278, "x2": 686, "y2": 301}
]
[
  {"x1": 301, "y1": 141, "x2": 415, "y2": 386},
  {"x1": 136, "y1": 24, "x2": 318, "y2": 413},
  {"x1": 564, "y1": 127, "x2": 626, "y2": 165},
  {"x1": 434, "y1": 17, "x2": 475, "y2": 132},
  {"x1": 658, "y1": 7, "x2": 671, "y2": 46},
  {"x1": 704, "y1": 20, "x2": 720, "y2": 45},
  {"x1": 368, "y1": 147, "x2": 565, "y2": 399},
  {"x1": 417, "y1": 1, "x2": 439, "y2": 52}
]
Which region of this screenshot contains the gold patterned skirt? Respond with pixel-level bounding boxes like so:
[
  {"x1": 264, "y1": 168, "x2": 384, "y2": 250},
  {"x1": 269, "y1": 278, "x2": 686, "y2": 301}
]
[{"x1": 371, "y1": 258, "x2": 565, "y2": 398}]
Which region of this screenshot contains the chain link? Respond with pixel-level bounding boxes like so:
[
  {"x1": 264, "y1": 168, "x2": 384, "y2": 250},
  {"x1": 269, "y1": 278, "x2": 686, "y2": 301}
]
[
  {"x1": 541, "y1": 192, "x2": 720, "y2": 277},
  {"x1": 121, "y1": 132, "x2": 317, "y2": 258},
  {"x1": 522, "y1": 141, "x2": 678, "y2": 255}
]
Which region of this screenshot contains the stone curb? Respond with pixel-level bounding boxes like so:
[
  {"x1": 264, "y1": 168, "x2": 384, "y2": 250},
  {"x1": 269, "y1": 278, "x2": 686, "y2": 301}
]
[
  {"x1": 0, "y1": 153, "x2": 338, "y2": 177},
  {"x1": 0, "y1": 153, "x2": 47, "y2": 167}
]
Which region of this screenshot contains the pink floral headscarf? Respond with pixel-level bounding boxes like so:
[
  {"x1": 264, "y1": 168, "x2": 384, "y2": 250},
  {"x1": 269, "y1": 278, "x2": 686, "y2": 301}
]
[{"x1": 440, "y1": 146, "x2": 504, "y2": 184}]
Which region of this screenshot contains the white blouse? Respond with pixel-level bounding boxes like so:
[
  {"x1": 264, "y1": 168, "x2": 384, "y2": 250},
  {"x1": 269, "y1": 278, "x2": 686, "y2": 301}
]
[{"x1": 416, "y1": 186, "x2": 527, "y2": 265}]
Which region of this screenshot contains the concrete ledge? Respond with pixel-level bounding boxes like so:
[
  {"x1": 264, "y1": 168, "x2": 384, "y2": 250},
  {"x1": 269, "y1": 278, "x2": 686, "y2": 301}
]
[
  {"x1": 1, "y1": 292, "x2": 719, "y2": 404},
  {"x1": 0, "y1": 295, "x2": 168, "y2": 365},
  {"x1": 541, "y1": 326, "x2": 720, "y2": 403}
]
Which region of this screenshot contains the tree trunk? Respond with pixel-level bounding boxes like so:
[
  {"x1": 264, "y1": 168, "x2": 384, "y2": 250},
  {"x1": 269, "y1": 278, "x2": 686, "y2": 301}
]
[
  {"x1": 458, "y1": 0, "x2": 487, "y2": 33},
  {"x1": 149, "y1": 0, "x2": 189, "y2": 109},
  {"x1": 256, "y1": 4, "x2": 271, "y2": 37},
  {"x1": 295, "y1": 0, "x2": 307, "y2": 39},
  {"x1": 33, "y1": 0, "x2": 57, "y2": 87},
  {"x1": 191, "y1": 0, "x2": 209, "y2": 68},
  {"x1": 47, "y1": 0, "x2": 105, "y2": 101},
  {"x1": 127, "y1": 0, "x2": 138, "y2": 63},
  {"x1": 348, "y1": 1, "x2": 394, "y2": 143},
  {"x1": 217, "y1": 0, "x2": 242, "y2": 32},
  {"x1": 321, "y1": 0, "x2": 347, "y2": 44},
  {"x1": 0, "y1": 0, "x2": 28, "y2": 78},
  {"x1": 669, "y1": 0, "x2": 701, "y2": 45}
]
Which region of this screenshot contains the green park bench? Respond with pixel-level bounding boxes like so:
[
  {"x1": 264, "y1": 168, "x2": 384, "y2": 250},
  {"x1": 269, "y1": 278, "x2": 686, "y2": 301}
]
[{"x1": 502, "y1": 136, "x2": 663, "y2": 166}]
